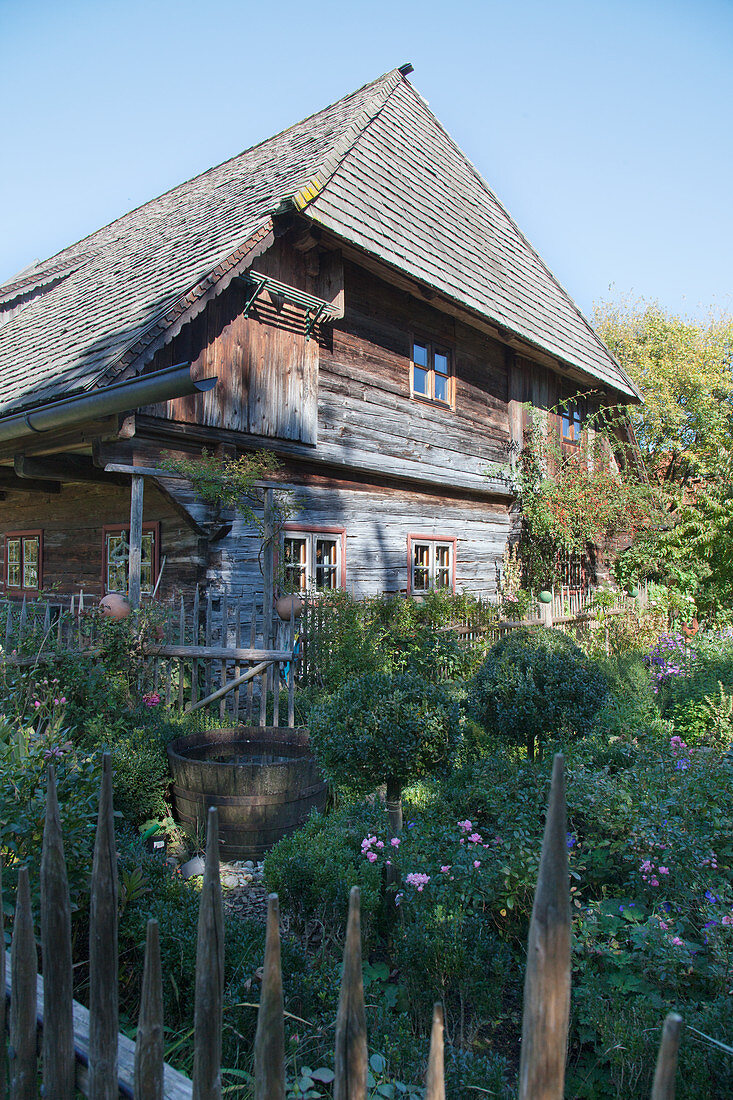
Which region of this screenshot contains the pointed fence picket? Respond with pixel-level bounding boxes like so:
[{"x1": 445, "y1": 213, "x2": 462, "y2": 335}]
[{"x1": 3, "y1": 751, "x2": 683, "y2": 1098}]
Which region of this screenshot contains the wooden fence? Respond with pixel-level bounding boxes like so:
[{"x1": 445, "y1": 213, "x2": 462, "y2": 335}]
[
  {"x1": 0, "y1": 591, "x2": 296, "y2": 724},
  {"x1": 3, "y1": 752, "x2": 682, "y2": 1098},
  {"x1": 296, "y1": 584, "x2": 652, "y2": 684}
]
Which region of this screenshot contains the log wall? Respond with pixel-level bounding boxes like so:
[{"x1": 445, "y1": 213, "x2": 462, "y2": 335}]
[{"x1": 0, "y1": 481, "x2": 203, "y2": 599}]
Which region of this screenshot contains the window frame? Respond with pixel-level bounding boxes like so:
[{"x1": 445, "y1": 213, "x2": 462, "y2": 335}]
[
  {"x1": 407, "y1": 534, "x2": 457, "y2": 595},
  {"x1": 280, "y1": 525, "x2": 346, "y2": 594},
  {"x1": 561, "y1": 398, "x2": 583, "y2": 447},
  {"x1": 410, "y1": 337, "x2": 455, "y2": 409},
  {"x1": 101, "y1": 522, "x2": 160, "y2": 596},
  {"x1": 556, "y1": 549, "x2": 587, "y2": 596},
  {"x1": 4, "y1": 530, "x2": 43, "y2": 595}
]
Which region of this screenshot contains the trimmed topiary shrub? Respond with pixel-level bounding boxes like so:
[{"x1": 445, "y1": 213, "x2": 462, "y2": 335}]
[
  {"x1": 308, "y1": 672, "x2": 460, "y2": 832},
  {"x1": 469, "y1": 627, "x2": 609, "y2": 759}
]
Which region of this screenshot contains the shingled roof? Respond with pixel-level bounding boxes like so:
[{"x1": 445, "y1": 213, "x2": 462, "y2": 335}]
[{"x1": 0, "y1": 67, "x2": 638, "y2": 415}]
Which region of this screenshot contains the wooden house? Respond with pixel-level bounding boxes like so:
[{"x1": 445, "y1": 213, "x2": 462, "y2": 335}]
[{"x1": 0, "y1": 65, "x2": 640, "y2": 608}]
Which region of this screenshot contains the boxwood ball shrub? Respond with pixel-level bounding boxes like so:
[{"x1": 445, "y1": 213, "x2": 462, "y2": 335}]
[
  {"x1": 308, "y1": 672, "x2": 460, "y2": 831},
  {"x1": 470, "y1": 627, "x2": 609, "y2": 759}
]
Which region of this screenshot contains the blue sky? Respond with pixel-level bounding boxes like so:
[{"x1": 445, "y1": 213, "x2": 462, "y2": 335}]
[{"x1": 1, "y1": 0, "x2": 731, "y2": 322}]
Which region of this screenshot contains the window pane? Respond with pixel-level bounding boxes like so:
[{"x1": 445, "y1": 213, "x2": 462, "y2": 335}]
[
  {"x1": 284, "y1": 537, "x2": 308, "y2": 591},
  {"x1": 434, "y1": 351, "x2": 449, "y2": 374},
  {"x1": 413, "y1": 365, "x2": 429, "y2": 396},
  {"x1": 413, "y1": 341, "x2": 429, "y2": 368},
  {"x1": 107, "y1": 534, "x2": 128, "y2": 593},
  {"x1": 434, "y1": 373, "x2": 448, "y2": 403},
  {"x1": 7, "y1": 538, "x2": 21, "y2": 587},
  {"x1": 435, "y1": 544, "x2": 451, "y2": 588},
  {"x1": 23, "y1": 538, "x2": 39, "y2": 589},
  {"x1": 314, "y1": 538, "x2": 338, "y2": 590},
  {"x1": 413, "y1": 543, "x2": 430, "y2": 591},
  {"x1": 141, "y1": 533, "x2": 154, "y2": 593}
]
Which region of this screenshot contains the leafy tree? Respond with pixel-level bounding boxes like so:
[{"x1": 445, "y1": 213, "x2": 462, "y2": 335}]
[
  {"x1": 594, "y1": 298, "x2": 733, "y2": 483},
  {"x1": 594, "y1": 298, "x2": 733, "y2": 616},
  {"x1": 469, "y1": 627, "x2": 609, "y2": 760},
  {"x1": 308, "y1": 672, "x2": 460, "y2": 833}
]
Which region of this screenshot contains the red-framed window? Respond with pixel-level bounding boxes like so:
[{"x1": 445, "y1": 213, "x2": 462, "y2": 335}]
[
  {"x1": 407, "y1": 534, "x2": 457, "y2": 594},
  {"x1": 281, "y1": 525, "x2": 346, "y2": 593},
  {"x1": 411, "y1": 339, "x2": 454, "y2": 408},
  {"x1": 102, "y1": 523, "x2": 160, "y2": 595},
  {"x1": 4, "y1": 530, "x2": 42, "y2": 594},
  {"x1": 557, "y1": 550, "x2": 586, "y2": 595}
]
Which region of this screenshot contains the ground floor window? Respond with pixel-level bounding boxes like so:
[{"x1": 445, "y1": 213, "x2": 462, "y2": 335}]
[
  {"x1": 408, "y1": 535, "x2": 456, "y2": 593},
  {"x1": 103, "y1": 524, "x2": 158, "y2": 595},
  {"x1": 557, "y1": 549, "x2": 586, "y2": 595},
  {"x1": 4, "y1": 531, "x2": 42, "y2": 593},
  {"x1": 281, "y1": 527, "x2": 345, "y2": 592}
]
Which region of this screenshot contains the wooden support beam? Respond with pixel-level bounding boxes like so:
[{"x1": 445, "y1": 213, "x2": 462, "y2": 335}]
[
  {"x1": 0, "y1": 467, "x2": 60, "y2": 493},
  {"x1": 14, "y1": 453, "x2": 129, "y2": 485},
  {"x1": 128, "y1": 474, "x2": 144, "y2": 611}
]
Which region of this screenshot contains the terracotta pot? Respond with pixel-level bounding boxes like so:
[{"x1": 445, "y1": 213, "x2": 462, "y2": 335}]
[
  {"x1": 275, "y1": 595, "x2": 303, "y2": 621},
  {"x1": 538, "y1": 590, "x2": 553, "y2": 604},
  {"x1": 100, "y1": 593, "x2": 131, "y2": 620}
]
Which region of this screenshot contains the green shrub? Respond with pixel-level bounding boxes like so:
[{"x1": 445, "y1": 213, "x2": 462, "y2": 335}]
[
  {"x1": 108, "y1": 729, "x2": 170, "y2": 825},
  {"x1": 470, "y1": 627, "x2": 610, "y2": 758},
  {"x1": 263, "y1": 803, "x2": 385, "y2": 940},
  {"x1": 309, "y1": 672, "x2": 460, "y2": 829}
]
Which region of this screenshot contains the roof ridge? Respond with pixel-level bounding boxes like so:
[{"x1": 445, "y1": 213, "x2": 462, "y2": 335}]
[
  {"x1": 290, "y1": 68, "x2": 404, "y2": 212},
  {"x1": 2, "y1": 70, "x2": 398, "y2": 287},
  {"x1": 384, "y1": 81, "x2": 641, "y2": 398}
]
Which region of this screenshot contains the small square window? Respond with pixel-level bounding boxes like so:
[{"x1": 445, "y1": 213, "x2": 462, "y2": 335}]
[
  {"x1": 4, "y1": 532, "x2": 42, "y2": 594},
  {"x1": 282, "y1": 530, "x2": 344, "y2": 593},
  {"x1": 103, "y1": 525, "x2": 158, "y2": 595},
  {"x1": 562, "y1": 401, "x2": 583, "y2": 444},
  {"x1": 409, "y1": 536, "x2": 456, "y2": 593},
  {"x1": 411, "y1": 340, "x2": 453, "y2": 407}
]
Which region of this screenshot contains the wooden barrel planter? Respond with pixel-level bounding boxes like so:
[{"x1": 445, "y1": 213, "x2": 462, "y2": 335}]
[{"x1": 167, "y1": 726, "x2": 327, "y2": 860}]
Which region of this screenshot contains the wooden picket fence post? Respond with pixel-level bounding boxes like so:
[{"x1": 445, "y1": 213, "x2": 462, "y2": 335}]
[{"x1": 3, "y1": 751, "x2": 682, "y2": 1098}]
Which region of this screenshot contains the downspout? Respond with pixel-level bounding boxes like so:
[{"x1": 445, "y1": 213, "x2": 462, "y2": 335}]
[{"x1": 0, "y1": 363, "x2": 216, "y2": 445}]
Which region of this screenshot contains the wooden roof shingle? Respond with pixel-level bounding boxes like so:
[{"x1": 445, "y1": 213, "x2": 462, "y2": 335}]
[{"x1": 0, "y1": 67, "x2": 637, "y2": 415}]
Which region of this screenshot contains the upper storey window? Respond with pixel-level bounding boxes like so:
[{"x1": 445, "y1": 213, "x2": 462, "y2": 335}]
[
  {"x1": 411, "y1": 340, "x2": 453, "y2": 407},
  {"x1": 562, "y1": 400, "x2": 583, "y2": 445}
]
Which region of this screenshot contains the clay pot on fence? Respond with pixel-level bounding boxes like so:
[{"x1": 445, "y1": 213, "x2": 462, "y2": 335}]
[{"x1": 99, "y1": 593, "x2": 131, "y2": 620}]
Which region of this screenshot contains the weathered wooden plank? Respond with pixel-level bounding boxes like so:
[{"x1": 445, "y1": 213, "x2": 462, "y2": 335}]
[
  {"x1": 178, "y1": 596, "x2": 186, "y2": 711},
  {"x1": 219, "y1": 592, "x2": 228, "y2": 722},
  {"x1": 185, "y1": 661, "x2": 270, "y2": 715},
  {"x1": 651, "y1": 1013, "x2": 683, "y2": 1100},
  {"x1": 134, "y1": 920, "x2": 164, "y2": 1100},
  {"x1": 89, "y1": 752, "x2": 119, "y2": 1099},
  {"x1": 3, "y1": 952, "x2": 192, "y2": 1099},
  {"x1": 128, "y1": 474, "x2": 144, "y2": 611},
  {"x1": 425, "y1": 1003, "x2": 445, "y2": 1100},
  {"x1": 191, "y1": 586, "x2": 201, "y2": 706},
  {"x1": 287, "y1": 614, "x2": 295, "y2": 728},
  {"x1": 41, "y1": 764, "x2": 75, "y2": 1099},
  {"x1": 334, "y1": 887, "x2": 367, "y2": 1100},
  {"x1": 146, "y1": 645, "x2": 291, "y2": 661},
  {"x1": 254, "y1": 895, "x2": 285, "y2": 1099},
  {"x1": 518, "y1": 753, "x2": 571, "y2": 1100},
  {"x1": 247, "y1": 607, "x2": 256, "y2": 723},
  {"x1": 192, "y1": 809, "x2": 224, "y2": 1100},
  {"x1": 10, "y1": 866, "x2": 37, "y2": 1100}
]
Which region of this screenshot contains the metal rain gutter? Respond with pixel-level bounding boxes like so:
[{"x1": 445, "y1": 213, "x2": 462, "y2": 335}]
[{"x1": 0, "y1": 363, "x2": 216, "y2": 445}]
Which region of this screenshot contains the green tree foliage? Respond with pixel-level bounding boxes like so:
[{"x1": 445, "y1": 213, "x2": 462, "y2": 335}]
[
  {"x1": 594, "y1": 298, "x2": 733, "y2": 483},
  {"x1": 594, "y1": 298, "x2": 733, "y2": 616},
  {"x1": 469, "y1": 627, "x2": 610, "y2": 759},
  {"x1": 308, "y1": 672, "x2": 460, "y2": 830}
]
